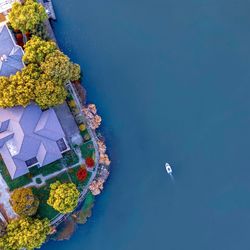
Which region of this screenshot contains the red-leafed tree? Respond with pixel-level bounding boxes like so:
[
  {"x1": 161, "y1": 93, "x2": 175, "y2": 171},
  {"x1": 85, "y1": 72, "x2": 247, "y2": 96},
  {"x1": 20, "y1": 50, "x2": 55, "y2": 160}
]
[
  {"x1": 77, "y1": 168, "x2": 88, "y2": 181},
  {"x1": 85, "y1": 157, "x2": 94, "y2": 168}
]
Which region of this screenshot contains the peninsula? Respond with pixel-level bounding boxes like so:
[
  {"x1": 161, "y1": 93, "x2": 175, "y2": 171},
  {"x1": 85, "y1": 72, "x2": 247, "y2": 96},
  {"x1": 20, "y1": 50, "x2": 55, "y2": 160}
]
[{"x1": 0, "y1": 0, "x2": 110, "y2": 249}]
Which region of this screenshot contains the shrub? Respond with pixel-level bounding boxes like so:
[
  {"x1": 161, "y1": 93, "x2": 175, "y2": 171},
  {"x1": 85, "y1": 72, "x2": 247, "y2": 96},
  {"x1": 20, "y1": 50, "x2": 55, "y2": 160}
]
[
  {"x1": 35, "y1": 178, "x2": 42, "y2": 184},
  {"x1": 77, "y1": 167, "x2": 88, "y2": 181},
  {"x1": 85, "y1": 157, "x2": 95, "y2": 168}
]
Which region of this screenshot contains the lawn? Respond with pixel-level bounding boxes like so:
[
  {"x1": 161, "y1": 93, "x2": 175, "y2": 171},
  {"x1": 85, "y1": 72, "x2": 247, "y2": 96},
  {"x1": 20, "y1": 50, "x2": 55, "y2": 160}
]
[
  {"x1": 80, "y1": 141, "x2": 95, "y2": 159},
  {"x1": 0, "y1": 158, "x2": 32, "y2": 191},
  {"x1": 29, "y1": 160, "x2": 63, "y2": 177},
  {"x1": 25, "y1": 150, "x2": 78, "y2": 178},
  {"x1": 32, "y1": 186, "x2": 59, "y2": 220},
  {"x1": 32, "y1": 168, "x2": 91, "y2": 219},
  {"x1": 32, "y1": 172, "x2": 71, "y2": 220}
]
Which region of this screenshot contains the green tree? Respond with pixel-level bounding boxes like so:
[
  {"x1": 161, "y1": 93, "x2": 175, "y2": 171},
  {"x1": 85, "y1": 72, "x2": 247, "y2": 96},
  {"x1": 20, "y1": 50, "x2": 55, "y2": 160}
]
[
  {"x1": 10, "y1": 187, "x2": 39, "y2": 217},
  {"x1": 8, "y1": 0, "x2": 47, "y2": 33},
  {"x1": 0, "y1": 217, "x2": 50, "y2": 250},
  {"x1": 32, "y1": 22, "x2": 49, "y2": 40},
  {"x1": 47, "y1": 181, "x2": 80, "y2": 214},
  {"x1": 23, "y1": 36, "x2": 57, "y2": 65}
]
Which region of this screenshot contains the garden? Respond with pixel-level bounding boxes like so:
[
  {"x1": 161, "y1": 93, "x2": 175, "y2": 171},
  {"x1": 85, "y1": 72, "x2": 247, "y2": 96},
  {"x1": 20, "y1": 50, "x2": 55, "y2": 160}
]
[{"x1": 0, "y1": 149, "x2": 79, "y2": 191}]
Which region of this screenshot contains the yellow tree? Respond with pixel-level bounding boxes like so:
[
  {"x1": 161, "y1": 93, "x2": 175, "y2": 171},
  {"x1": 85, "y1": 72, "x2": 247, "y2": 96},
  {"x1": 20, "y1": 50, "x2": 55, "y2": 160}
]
[
  {"x1": 0, "y1": 76, "x2": 16, "y2": 107},
  {"x1": 10, "y1": 187, "x2": 39, "y2": 217},
  {"x1": 0, "y1": 217, "x2": 50, "y2": 250},
  {"x1": 41, "y1": 50, "x2": 73, "y2": 83},
  {"x1": 47, "y1": 181, "x2": 80, "y2": 214},
  {"x1": 8, "y1": 0, "x2": 47, "y2": 33},
  {"x1": 34, "y1": 75, "x2": 67, "y2": 108},
  {"x1": 70, "y1": 63, "x2": 81, "y2": 81},
  {"x1": 23, "y1": 36, "x2": 57, "y2": 65},
  {"x1": 9, "y1": 69, "x2": 36, "y2": 107}
]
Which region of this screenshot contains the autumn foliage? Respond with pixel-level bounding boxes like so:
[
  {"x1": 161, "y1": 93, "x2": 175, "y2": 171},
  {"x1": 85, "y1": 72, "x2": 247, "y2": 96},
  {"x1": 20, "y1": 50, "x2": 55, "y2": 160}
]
[
  {"x1": 10, "y1": 187, "x2": 39, "y2": 217},
  {"x1": 47, "y1": 181, "x2": 80, "y2": 214},
  {"x1": 0, "y1": 217, "x2": 50, "y2": 250},
  {"x1": 85, "y1": 157, "x2": 95, "y2": 168},
  {"x1": 0, "y1": 36, "x2": 80, "y2": 109},
  {"x1": 77, "y1": 167, "x2": 88, "y2": 181}
]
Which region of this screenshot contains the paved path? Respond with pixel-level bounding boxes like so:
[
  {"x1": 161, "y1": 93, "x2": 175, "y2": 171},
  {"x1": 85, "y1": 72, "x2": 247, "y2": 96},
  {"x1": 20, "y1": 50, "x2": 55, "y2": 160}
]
[
  {"x1": 0, "y1": 175, "x2": 16, "y2": 219},
  {"x1": 51, "y1": 83, "x2": 100, "y2": 226}
]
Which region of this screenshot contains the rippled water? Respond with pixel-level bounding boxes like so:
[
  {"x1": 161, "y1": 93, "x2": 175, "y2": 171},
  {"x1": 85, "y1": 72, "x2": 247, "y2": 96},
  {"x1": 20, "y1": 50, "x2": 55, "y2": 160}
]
[{"x1": 43, "y1": 1, "x2": 250, "y2": 249}]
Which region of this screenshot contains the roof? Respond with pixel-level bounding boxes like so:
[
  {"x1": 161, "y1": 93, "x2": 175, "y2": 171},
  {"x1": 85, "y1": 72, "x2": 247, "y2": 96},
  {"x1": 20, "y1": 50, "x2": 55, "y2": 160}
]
[
  {"x1": 0, "y1": 103, "x2": 67, "y2": 179},
  {"x1": 0, "y1": 0, "x2": 17, "y2": 14},
  {"x1": 0, "y1": 24, "x2": 24, "y2": 76}
]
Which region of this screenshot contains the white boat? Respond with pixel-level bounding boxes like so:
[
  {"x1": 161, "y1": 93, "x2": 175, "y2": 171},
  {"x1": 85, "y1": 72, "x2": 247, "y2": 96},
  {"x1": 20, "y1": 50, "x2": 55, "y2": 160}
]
[{"x1": 165, "y1": 162, "x2": 172, "y2": 174}]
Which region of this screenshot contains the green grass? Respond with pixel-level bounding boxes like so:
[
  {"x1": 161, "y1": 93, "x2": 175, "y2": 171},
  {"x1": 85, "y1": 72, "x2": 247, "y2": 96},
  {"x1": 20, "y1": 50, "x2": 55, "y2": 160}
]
[
  {"x1": 32, "y1": 172, "x2": 72, "y2": 220},
  {"x1": 32, "y1": 186, "x2": 59, "y2": 220},
  {"x1": 0, "y1": 159, "x2": 32, "y2": 191},
  {"x1": 28, "y1": 150, "x2": 78, "y2": 177},
  {"x1": 66, "y1": 166, "x2": 92, "y2": 191},
  {"x1": 80, "y1": 141, "x2": 95, "y2": 159},
  {"x1": 46, "y1": 172, "x2": 71, "y2": 186},
  {"x1": 28, "y1": 160, "x2": 63, "y2": 177}
]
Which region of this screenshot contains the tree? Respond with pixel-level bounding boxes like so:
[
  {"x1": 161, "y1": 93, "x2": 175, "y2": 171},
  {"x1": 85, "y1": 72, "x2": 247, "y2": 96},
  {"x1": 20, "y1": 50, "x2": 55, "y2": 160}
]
[
  {"x1": 8, "y1": 0, "x2": 47, "y2": 33},
  {"x1": 10, "y1": 187, "x2": 39, "y2": 217},
  {"x1": 41, "y1": 50, "x2": 73, "y2": 83},
  {"x1": 0, "y1": 64, "x2": 39, "y2": 108},
  {"x1": 0, "y1": 76, "x2": 16, "y2": 107},
  {"x1": 70, "y1": 63, "x2": 81, "y2": 81},
  {"x1": 0, "y1": 217, "x2": 50, "y2": 250},
  {"x1": 9, "y1": 69, "x2": 36, "y2": 107},
  {"x1": 31, "y1": 22, "x2": 49, "y2": 40},
  {"x1": 0, "y1": 64, "x2": 67, "y2": 109},
  {"x1": 47, "y1": 181, "x2": 80, "y2": 214},
  {"x1": 34, "y1": 75, "x2": 67, "y2": 108},
  {"x1": 23, "y1": 36, "x2": 57, "y2": 65},
  {"x1": 0, "y1": 220, "x2": 6, "y2": 237}
]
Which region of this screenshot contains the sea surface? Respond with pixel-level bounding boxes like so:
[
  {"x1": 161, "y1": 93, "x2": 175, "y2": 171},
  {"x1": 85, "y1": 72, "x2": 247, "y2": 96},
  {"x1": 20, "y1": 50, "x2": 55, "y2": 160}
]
[{"x1": 43, "y1": 1, "x2": 250, "y2": 250}]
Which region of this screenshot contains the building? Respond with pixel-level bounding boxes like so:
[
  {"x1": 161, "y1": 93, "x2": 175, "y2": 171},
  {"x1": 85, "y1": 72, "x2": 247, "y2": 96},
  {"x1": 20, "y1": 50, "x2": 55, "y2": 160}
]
[
  {"x1": 0, "y1": 24, "x2": 24, "y2": 76},
  {"x1": 0, "y1": 104, "x2": 69, "y2": 179},
  {"x1": 0, "y1": 0, "x2": 19, "y2": 23},
  {"x1": 0, "y1": 24, "x2": 69, "y2": 179}
]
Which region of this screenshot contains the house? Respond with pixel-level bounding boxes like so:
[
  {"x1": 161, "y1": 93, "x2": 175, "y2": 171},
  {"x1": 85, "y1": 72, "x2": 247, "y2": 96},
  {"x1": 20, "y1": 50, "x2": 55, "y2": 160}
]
[
  {"x1": 0, "y1": 24, "x2": 70, "y2": 179},
  {"x1": 0, "y1": 104, "x2": 69, "y2": 179},
  {"x1": 0, "y1": 0, "x2": 19, "y2": 23},
  {"x1": 0, "y1": 24, "x2": 24, "y2": 76}
]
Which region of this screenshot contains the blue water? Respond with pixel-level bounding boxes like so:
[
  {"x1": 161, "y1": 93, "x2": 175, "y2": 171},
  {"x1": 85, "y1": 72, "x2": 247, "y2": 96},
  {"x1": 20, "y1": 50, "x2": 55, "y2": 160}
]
[{"x1": 44, "y1": 1, "x2": 250, "y2": 250}]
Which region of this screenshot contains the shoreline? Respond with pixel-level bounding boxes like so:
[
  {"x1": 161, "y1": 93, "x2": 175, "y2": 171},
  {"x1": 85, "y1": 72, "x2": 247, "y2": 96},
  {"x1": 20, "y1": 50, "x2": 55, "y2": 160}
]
[{"x1": 40, "y1": 2, "x2": 110, "y2": 228}]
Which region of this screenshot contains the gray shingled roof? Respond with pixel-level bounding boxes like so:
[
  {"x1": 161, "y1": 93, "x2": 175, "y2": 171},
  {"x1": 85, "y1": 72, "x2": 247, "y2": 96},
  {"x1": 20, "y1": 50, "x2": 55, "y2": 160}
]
[
  {"x1": 0, "y1": 104, "x2": 68, "y2": 179},
  {"x1": 0, "y1": 24, "x2": 24, "y2": 76}
]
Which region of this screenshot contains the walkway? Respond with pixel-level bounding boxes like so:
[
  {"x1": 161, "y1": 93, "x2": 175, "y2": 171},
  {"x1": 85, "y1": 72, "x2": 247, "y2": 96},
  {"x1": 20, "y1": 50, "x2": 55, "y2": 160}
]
[
  {"x1": 51, "y1": 83, "x2": 100, "y2": 226},
  {"x1": 0, "y1": 175, "x2": 16, "y2": 219}
]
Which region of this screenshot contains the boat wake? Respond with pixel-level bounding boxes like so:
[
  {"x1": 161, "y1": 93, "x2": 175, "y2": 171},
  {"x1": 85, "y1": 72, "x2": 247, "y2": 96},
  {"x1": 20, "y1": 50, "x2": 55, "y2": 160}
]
[{"x1": 169, "y1": 173, "x2": 175, "y2": 183}]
